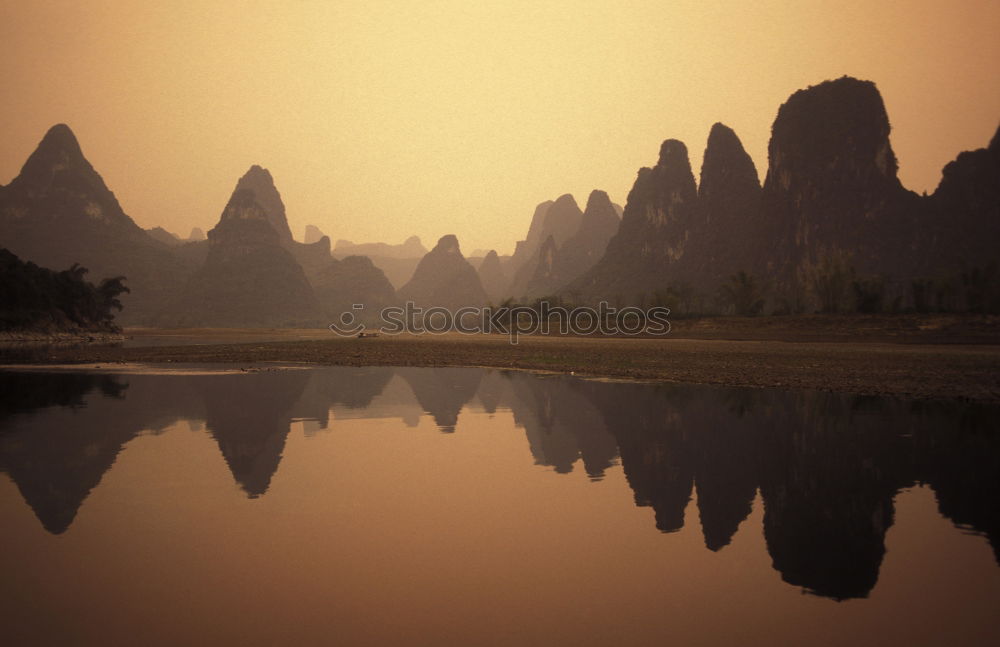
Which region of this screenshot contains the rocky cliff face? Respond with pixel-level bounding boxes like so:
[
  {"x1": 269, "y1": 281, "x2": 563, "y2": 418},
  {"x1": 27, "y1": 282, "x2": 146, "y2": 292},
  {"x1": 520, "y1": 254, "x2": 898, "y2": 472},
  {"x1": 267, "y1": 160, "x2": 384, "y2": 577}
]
[
  {"x1": 0, "y1": 124, "x2": 190, "y2": 322},
  {"x1": 398, "y1": 234, "x2": 488, "y2": 309},
  {"x1": 685, "y1": 123, "x2": 761, "y2": 292},
  {"x1": 569, "y1": 140, "x2": 699, "y2": 301},
  {"x1": 928, "y1": 124, "x2": 1000, "y2": 272},
  {"x1": 477, "y1": 250, "x2": 507, "y2": 303},
  {"x1": 164, "y1": 168, "x2": 324, "y2": 326},
  {"x1": 756, "y1": 76, "x2": 923, "y2": 286},
  {"x1": 567, "y1": 77, "x2": 997, "y2": 310}
]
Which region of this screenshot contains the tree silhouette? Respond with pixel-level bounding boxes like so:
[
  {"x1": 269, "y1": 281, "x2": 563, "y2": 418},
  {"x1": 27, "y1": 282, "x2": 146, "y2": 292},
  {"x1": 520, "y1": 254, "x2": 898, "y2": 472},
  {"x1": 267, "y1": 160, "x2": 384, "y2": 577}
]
[
  {"x1": 718, "y1": 271, "x2": 765, "y2": 315},
  {"x1": 0, "y1": 248, "x2": 129, "y2": 331}
]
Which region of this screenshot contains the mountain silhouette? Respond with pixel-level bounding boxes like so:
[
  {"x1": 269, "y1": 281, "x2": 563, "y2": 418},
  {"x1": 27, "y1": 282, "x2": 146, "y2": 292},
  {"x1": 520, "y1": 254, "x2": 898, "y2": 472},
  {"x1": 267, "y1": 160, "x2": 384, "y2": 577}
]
[
  {"x1": 564, "y1": 77, "x2": 999, "y2": 311},
  {"x1": 508, "y1": 194, "x2": 584, "y2": 299},
  {"x1": 568, "y1": 140, "x2": 699, "y2": 303},
  {"x1": 0, "y1": 124, "x2": 191, "y2": 322},
  {"x1": 397, "y1": 235, "x2": 488, "y2": 310},
  {"x1": 547, "y1": 189, "x2": 621, "y2": 298},
  {"x1": 162, "y1": 166, "x2": 324, "y2": 326}
]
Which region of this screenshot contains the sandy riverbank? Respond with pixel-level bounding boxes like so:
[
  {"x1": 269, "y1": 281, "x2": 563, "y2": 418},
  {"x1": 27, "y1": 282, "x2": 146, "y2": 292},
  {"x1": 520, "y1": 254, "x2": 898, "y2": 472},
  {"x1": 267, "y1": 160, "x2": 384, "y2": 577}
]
[{"x1": 2, "y1": 317, "x2": 998, "y2": 402}]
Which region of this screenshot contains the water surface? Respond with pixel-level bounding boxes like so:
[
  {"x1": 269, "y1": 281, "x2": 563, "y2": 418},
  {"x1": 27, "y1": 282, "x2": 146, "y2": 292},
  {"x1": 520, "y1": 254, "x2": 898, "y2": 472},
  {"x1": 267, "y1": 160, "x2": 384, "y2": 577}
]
[{"x1": 1, "y1": 366, "x2": 998, "y2": 646}]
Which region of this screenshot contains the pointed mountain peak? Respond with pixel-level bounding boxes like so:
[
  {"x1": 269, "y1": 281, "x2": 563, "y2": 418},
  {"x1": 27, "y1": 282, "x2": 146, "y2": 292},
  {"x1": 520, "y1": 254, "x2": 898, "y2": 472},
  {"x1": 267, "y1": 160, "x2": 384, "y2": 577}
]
[
  {"x1": 228, "y1": 165, "x2": 292, "y2": 241},
  {"x1": 658, "y1": 139, "x2": 690, "y2": 168},
  {"x1": 483, "y1": 249, "x2": 499, "y2": 262},
  {"x1": 551, "y1": 193, "x2": 579, "y2": 211},
  {"x1": 400, "y1": 234, "x2": 487, "y2": 308},
  {"x1": 535, "y1": 200, "x2": 555, "y2": 216},
  {"x1": 584, "y1": 189, "x2": 613, "y2": 214},
  {"x1": 576, "y1": 189, "x2": 620, "y2": 236},
  {"x1": 700, "y1": 122, "x2": 760, "y2": 198},
  {"x1": 547, "y1": 188, "x2": 620, "y2": 293},
  {"x1": 38, "y1": 123, "x2": 83, "y2": 156},
  {"x1": 5, "y1": 123, "x2": 143, "y2": 232},
  {"x1": 434, "y1": 234, "x2": 462, "y2": 255},
  {"x1": 767, "y1": 76, "x2": 899, "y2": 185},
  {"x1": 541, "y1": 193, "x2": 584, "y2": 246},
  {"x1": 235, "y1": 164, "x2": 275, "y2": 191},
  {"x1": 402, "y1": 235, "x2": 428, "y2": 256},
  {"x1": 16, "y1": 123, "x2": 90, "y2": 186},
  {"x1": 643, "y1": 138, "x2": 697, "y2": 201},
  {"x1": 706, "y1": 122, "x2": 741, "y2": 149}
]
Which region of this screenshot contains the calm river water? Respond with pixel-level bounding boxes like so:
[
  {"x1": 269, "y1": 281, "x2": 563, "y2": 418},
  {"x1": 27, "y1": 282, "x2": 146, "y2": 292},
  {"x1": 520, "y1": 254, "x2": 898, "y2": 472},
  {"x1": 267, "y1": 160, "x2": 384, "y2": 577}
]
[{"x1": 1, "y1": 365, "x2": 998, "y2": 646}]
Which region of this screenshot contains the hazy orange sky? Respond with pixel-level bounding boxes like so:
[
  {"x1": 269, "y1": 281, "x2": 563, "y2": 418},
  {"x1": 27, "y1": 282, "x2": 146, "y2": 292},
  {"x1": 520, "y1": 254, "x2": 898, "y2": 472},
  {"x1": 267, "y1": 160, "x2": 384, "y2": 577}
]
[{"x1": 2, "y1": 1, "x2": 998, "y2": 255}]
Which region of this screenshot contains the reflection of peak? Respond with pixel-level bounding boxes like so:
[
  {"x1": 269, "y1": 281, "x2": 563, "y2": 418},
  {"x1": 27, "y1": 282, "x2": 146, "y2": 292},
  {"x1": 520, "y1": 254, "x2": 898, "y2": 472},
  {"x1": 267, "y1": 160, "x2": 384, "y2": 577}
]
[
  {"x1": 754, "y1": 393, "x2": 909, "y2": 599},
  {"x1": 582, "y1": 381, "x2": 693, "y2": 531},
  {"x1": 2, "y1": 365, "x2": 998, "y2": 606},
  {"x1": 202, "y1": 371, "x2": 311, "y2": 497},
  {"x1": 912, "y1": 399, "x2": 1000, "y2": 566},
  {"x1": 694, "y1": 421, "x2": 758, "y2": 551},
  {"x1": 291, "y1": 367, "x2": 395, "y2": 428},
  {"x1": 0, "y1": 372, "x2": 135, "y2": 534},
  {"x1": 473, "y1": 369, "x2": 513, "y2": 415},
  {"x1": 397, "y1": 367, "x2": 483, "y2": 432},
  {"x1": 505, "y1": 374, "x2": 618, "y2": 478}
]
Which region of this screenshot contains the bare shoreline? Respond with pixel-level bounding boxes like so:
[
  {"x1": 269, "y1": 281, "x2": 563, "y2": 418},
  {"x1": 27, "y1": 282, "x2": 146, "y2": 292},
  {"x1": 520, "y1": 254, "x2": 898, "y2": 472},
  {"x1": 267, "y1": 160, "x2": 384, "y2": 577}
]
[{"x1": 2, "y1": 319, "x2": 999, "y2": 403}]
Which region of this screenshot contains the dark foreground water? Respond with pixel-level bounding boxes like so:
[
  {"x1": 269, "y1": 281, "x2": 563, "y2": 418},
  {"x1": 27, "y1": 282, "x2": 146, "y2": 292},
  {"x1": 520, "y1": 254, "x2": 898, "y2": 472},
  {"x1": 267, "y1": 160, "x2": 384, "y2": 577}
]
[{"x1": 1, "y1": 365, "x2": 998, "y2": 646}]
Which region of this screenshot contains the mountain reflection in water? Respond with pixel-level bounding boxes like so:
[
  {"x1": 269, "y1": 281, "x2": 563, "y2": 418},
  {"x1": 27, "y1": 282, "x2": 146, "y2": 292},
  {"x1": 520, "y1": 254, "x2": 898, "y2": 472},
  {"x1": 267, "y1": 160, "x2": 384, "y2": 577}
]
[{"x1": 0, "y1": 365, "x2": 998, "y2": 612}]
